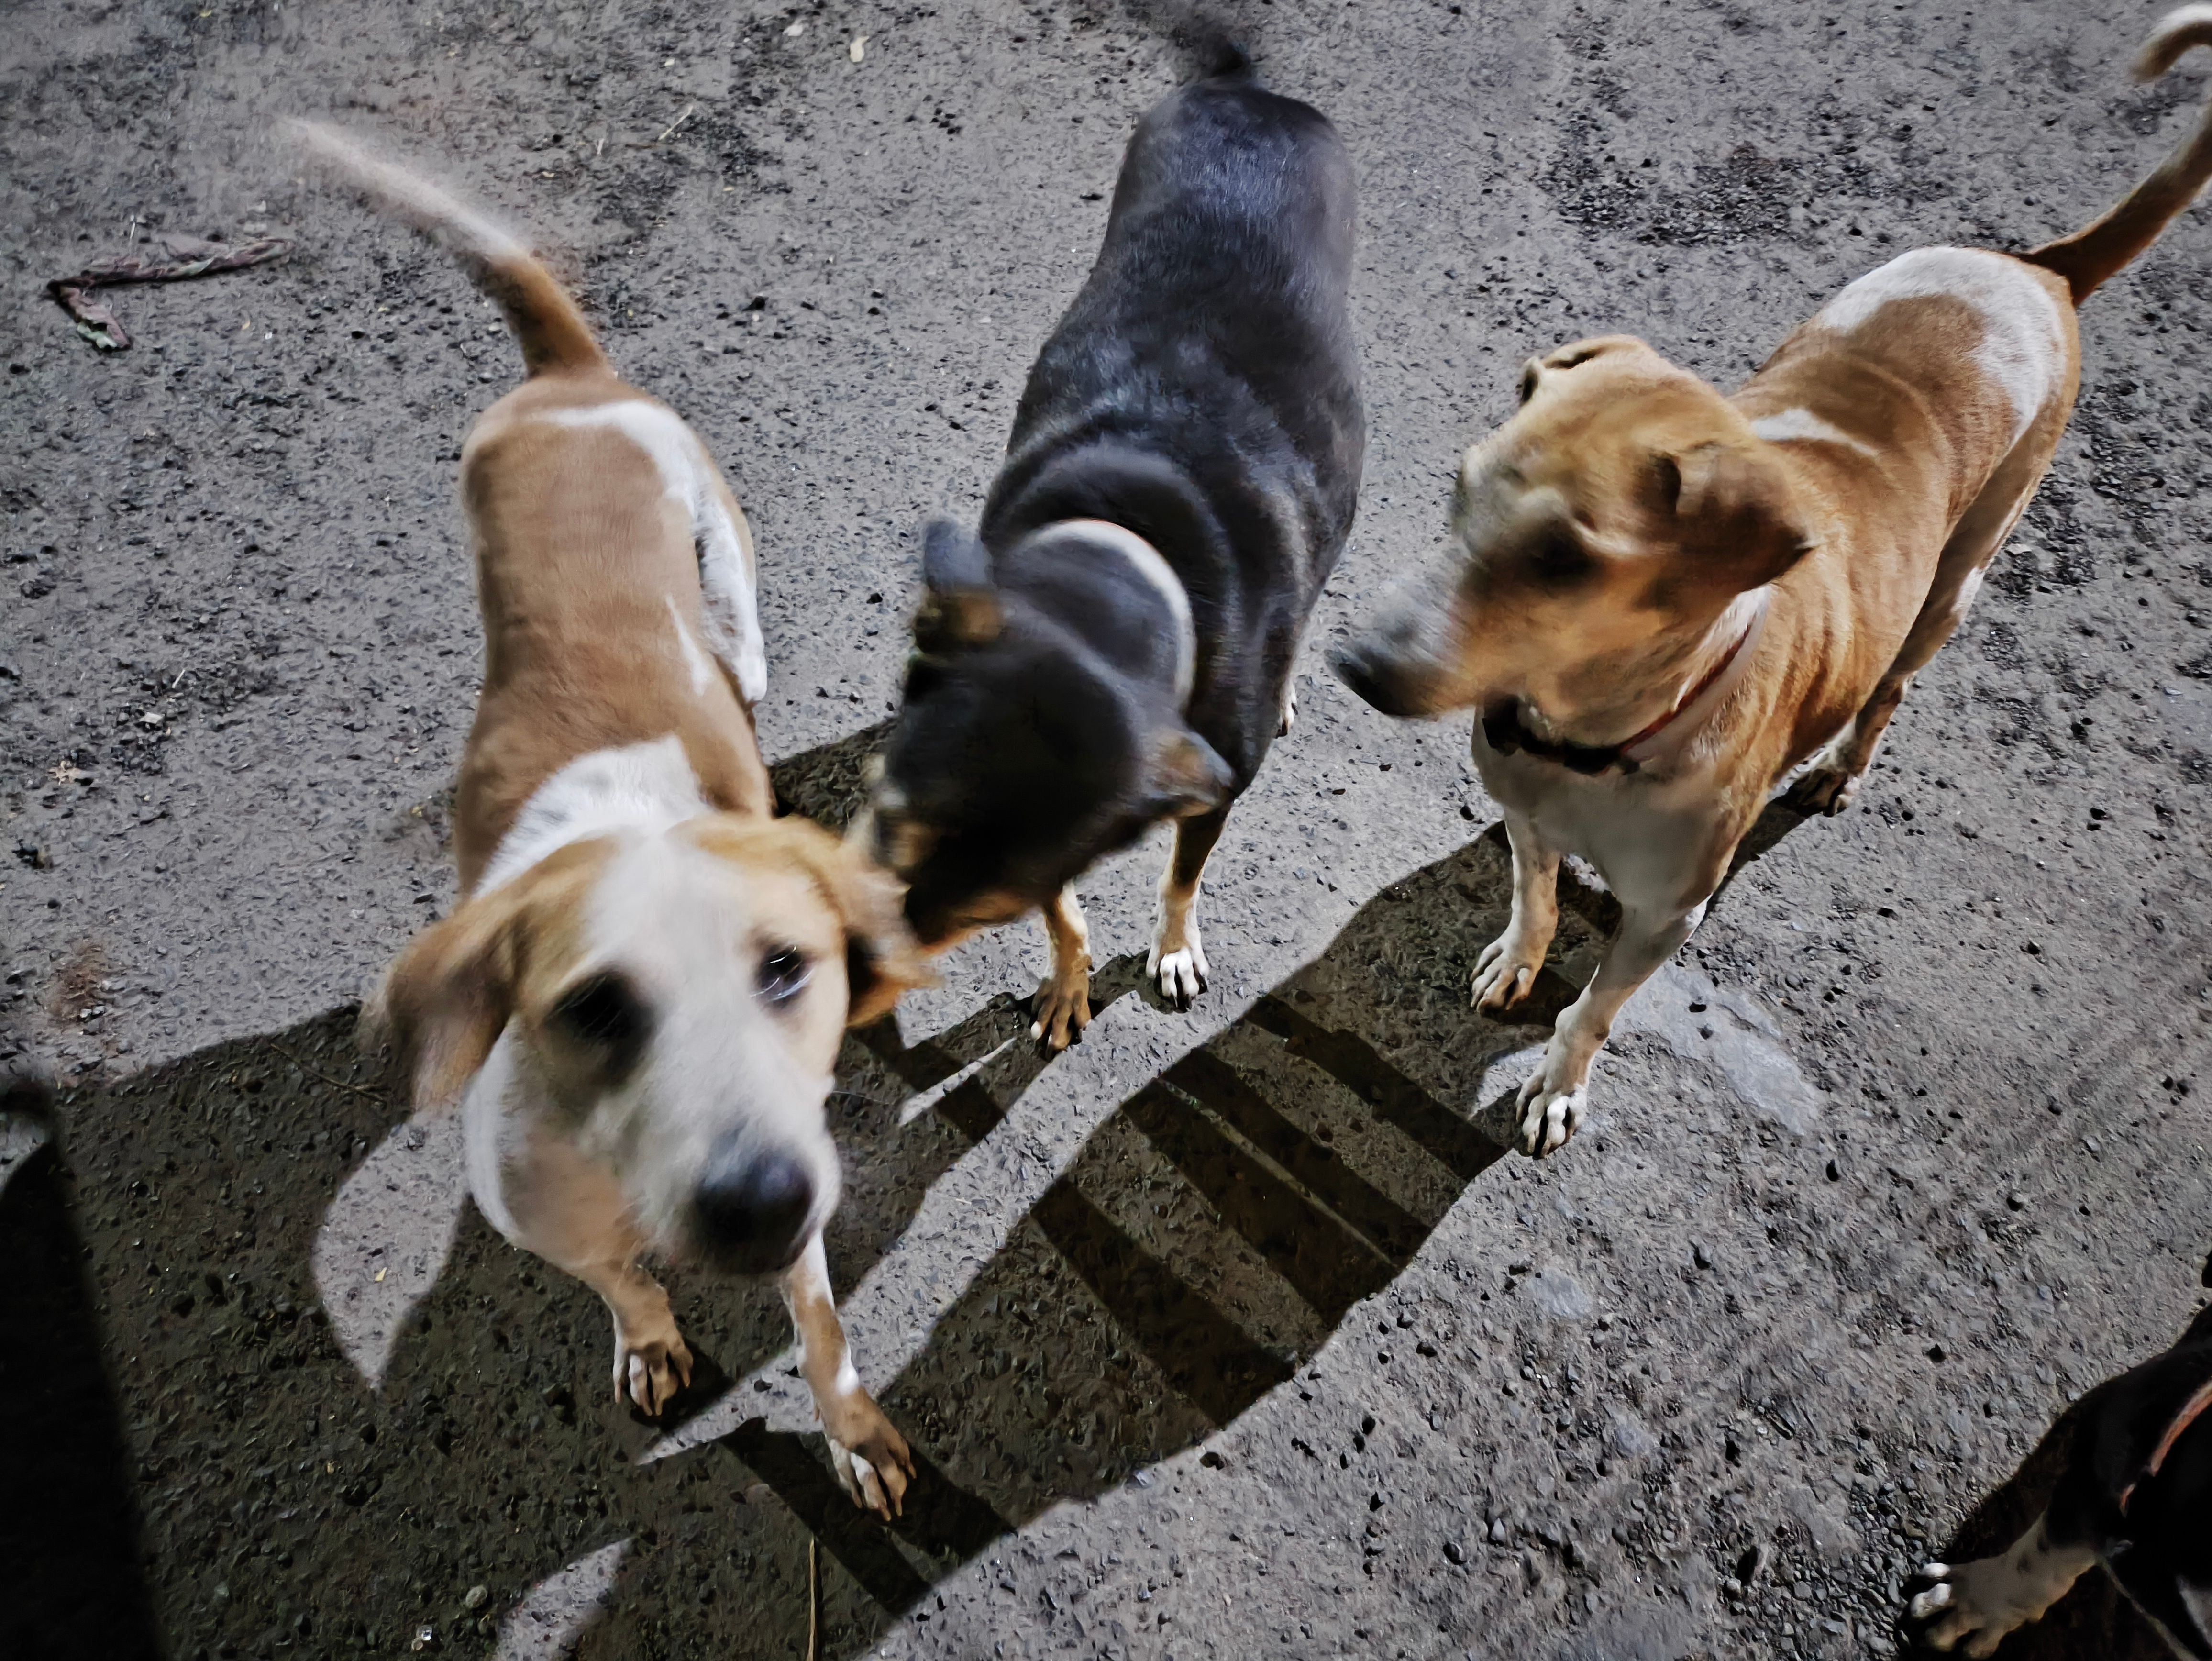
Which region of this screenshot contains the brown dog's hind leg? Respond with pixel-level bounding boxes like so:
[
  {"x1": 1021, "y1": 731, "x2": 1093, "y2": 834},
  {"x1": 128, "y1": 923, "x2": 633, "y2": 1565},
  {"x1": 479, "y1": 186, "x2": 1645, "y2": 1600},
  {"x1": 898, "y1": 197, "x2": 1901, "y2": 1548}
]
[
  {"x1": 1788, "y1": 445, "x2": 2051, "y2": 816},
  {"x1": 1030, "y1": 884, "x2": 1095, "y2": 1050},
  {"x1": 1473, "y1": 808, "x2": 1561, "y2": 1011},
  {"x1": 1150, "y1": 806, "x2": 1229, "y2": 1010}
]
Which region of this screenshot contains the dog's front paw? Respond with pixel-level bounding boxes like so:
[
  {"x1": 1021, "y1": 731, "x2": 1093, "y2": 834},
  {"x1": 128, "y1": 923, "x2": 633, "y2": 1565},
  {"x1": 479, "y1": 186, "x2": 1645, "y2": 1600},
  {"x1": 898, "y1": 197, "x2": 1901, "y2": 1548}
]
[
  {"x1": 1148, "y1": 929, "x2": 1210, "y2": 1011},
  {"x1": 1472, "y1": 928, "x2": 1547, "y2": 1011},
  {"x1": 613, "y1": 1328, "x2": 694, "y2": 1417},
  {"x1": 1911, "y1": 1560, "x2": 2038, "y2": 1657},
  {"x1": 1278, "y1": 682, "x2": 1298, "y2": 738},
  {"x1": 1030, "y1": 960, "x2": 1093, "y2": 1051},
  {"x1": 1514, "y1": 1045, "x2": 1592, "y2": 1157},
  {"x1": 820, "y1": 1391, "x2": 915, "y2": 1520}
]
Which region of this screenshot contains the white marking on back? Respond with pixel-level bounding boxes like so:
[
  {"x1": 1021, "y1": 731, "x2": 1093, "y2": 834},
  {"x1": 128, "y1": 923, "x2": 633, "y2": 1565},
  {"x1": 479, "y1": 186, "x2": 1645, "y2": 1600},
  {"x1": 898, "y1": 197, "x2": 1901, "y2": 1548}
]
[
  {"x1": 478, "y1": 734, "x2": 708, "y2": 896},
  {"x1": 1749, "y1": 407, "x2": 1879, "y2": 457},
  {"x1": 1055, "y1": 517, "x2": 1198, "y2": 705},
  {"x1": 665, "y1": 595, "x2": 714, "y2": 696},
  {"x1": 1815, "y1": 248, "x2": 2067, "y2": 447},
  {"x1": 542, "y1": 400, "x2": 769, "y2": 702}
]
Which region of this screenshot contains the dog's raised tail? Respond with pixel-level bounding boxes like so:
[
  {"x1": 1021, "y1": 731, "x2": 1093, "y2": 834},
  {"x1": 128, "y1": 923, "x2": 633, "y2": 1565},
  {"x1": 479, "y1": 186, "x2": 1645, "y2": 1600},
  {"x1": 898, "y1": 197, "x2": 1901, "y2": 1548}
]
[
  {"x1": 2025, "y1": 5, "x2": 2212, "y2": 303},
  {"x1": 285, "y1": 119, "x2": 607, "y2": 377}
]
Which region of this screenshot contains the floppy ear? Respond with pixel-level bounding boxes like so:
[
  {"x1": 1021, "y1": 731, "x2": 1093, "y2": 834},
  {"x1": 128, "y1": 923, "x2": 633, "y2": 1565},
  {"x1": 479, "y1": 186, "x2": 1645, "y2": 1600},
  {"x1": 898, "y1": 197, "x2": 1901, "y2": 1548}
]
[
  {"x1": 1142, "y1": 726, "x2": 1236, "y2": 820},
  {"x1": 823, "y1": 840, "x2": 936, "y2": 1026},
  {"x1": 362, "y1": 897, "x2": 520, "y2": 1117},
  {"x1": 780, "y1": 818, "x2": 935, "y2": 1025},
  {"x1": 359, "y1": 844, "x2": 602, "y2": 1115},
  {"x1": 1660, "y1": 442, "x2": 1817, "y2": 591},
  {"x1": 915, "y1": 518, "x2": 1003, "y2": 650}
]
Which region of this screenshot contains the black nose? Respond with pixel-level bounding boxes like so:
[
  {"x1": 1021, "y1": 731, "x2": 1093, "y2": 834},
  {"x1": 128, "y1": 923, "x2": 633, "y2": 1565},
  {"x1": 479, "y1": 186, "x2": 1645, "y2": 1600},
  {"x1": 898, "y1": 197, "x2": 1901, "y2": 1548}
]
[
  {"x1": 693, "y1": 1141, "x2": 815, "y2": 1274},
  {"x1": 1328, "y1": 640, "x2": 1423, "y2": 719}
]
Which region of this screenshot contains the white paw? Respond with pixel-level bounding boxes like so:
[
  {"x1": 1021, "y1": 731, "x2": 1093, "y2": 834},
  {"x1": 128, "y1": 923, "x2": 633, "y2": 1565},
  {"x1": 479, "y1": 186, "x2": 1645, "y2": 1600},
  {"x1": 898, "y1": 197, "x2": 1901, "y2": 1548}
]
[
  {"x1": 1148, "y1": 935, "x2": 1210, "y2": 1010},
  {"x1": 820, "y1": 1395, "x2": 915, "y2": 1520},
  {"x1": 1471, "y1": 929, "x2": 1547, "y2": 1011},
  {"x1": 1515, "y1": 1063, "x2": 1588, "y2": 1158},
  {"x1": 1030, "y1": 963, "x2": 1092, "y2": 1051},
  {"x1": 613, "y1": 1330, "x2": 694, "y2": 1417},
  {"x1": 1909, "y1": 1558, "x2": 2044, "y2": 1658},
  {"x1": 1279, "y1": 682, "x2": 1298, "y2": 737}
]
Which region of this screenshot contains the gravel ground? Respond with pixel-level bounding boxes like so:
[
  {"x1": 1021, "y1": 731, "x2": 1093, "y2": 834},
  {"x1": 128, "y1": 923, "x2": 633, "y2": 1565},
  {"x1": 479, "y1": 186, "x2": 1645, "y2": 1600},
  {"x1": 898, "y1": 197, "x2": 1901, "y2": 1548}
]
[{"x1": 2, "y1": 1, "x2": 2210, "y2": 1658}]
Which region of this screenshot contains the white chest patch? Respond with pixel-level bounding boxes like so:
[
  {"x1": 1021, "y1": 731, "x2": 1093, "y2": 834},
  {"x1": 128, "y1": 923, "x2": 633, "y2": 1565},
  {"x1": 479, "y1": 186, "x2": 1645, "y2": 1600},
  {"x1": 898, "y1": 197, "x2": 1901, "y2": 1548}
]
[
  {"x1": 542, "y1": 400, "x2": 769, "y2": 703},
  {"x1": 478, "y1": 734, "x2": 708, "y2": 896},
  {"x1": 1748, "y1": 407, "x2": 1879, "y2": 457},
  {"x1": 1814, "y1": 247, "x2": 2067, "y2": 448}
]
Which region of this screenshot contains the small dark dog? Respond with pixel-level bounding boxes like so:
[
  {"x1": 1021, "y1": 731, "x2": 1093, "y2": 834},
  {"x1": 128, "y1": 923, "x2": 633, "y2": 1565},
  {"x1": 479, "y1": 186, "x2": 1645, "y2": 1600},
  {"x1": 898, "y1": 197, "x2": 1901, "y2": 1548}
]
[
  {"x1": 1912, "y1": 1296, "x2": 2212, "y2": 1657},
  {"x1": 863, "y1": 40, "x2": 1364, "y2": 1048}
]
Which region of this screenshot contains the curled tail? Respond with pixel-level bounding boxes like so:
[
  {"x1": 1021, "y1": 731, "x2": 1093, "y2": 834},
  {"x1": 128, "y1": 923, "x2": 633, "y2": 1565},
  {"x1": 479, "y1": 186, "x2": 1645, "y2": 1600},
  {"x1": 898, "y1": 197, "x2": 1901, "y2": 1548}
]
[
  {"x1": 2026, "y1": 5, "x2": 2212, "y2": 303},
  {"x1": 285, "y1": 119, "x2": 608, "y2": 377},
  {"x1": 1120, "y1": 2, "x2": 1255, "y2": 81}
]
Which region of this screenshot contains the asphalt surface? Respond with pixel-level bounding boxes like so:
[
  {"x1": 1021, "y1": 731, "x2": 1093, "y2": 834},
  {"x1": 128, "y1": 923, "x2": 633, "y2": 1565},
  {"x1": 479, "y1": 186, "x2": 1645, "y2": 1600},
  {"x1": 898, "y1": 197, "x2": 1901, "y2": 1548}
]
[{"x1": 3, "y1": 0, "x2": 2211, "y2": 1657}]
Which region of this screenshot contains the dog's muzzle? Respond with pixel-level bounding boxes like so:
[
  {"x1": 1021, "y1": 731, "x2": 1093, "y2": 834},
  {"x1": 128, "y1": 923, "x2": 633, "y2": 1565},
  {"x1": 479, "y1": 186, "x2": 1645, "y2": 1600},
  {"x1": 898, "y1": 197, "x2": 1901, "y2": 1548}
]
[
  {"x1": 1328, "y1": 636, "x2": 1437, "y2": 720},
  {"x1": 692, "y1": 1135, "x2": 816, "y2": 1275}
]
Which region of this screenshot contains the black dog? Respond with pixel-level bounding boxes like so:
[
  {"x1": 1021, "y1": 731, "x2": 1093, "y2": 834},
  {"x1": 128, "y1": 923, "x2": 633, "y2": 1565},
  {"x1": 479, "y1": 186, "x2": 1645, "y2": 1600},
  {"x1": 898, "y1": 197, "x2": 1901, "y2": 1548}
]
[
  {"x1": 864, "y1": 40, "x2": 1364, "y2": 1047},
  {"x1": 1911, "y1": 1296, "x2": 2212, "y2": 1657}
]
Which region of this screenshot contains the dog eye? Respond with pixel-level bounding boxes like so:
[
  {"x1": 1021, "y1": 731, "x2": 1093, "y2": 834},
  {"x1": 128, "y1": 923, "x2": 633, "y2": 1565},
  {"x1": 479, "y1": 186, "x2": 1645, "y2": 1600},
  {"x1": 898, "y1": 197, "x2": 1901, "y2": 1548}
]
[
  {"x1": 1528, "y1": 528, "x2": 1596, "y2": 587},
  {"x1": 550, "y1": 972, "x2": 650, "y2": 1071},
  {"x1": 758, "y1": 944, "x2": 811, "y2": 1007}
]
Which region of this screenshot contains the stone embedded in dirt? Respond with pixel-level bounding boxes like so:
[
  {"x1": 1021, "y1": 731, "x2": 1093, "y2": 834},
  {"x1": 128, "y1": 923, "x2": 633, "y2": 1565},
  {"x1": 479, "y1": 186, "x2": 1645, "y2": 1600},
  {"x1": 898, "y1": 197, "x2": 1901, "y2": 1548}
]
[
  {"x1": 1444, "y1": 1540, "x2": 1467, "y2": 1564},
  {"x1": 462, "y1": 1585, "x2": 487, "y2": 1610},
  {"x1": 1692, "y1": 1241, "x2": 1714, "y2": 1272},
  {"x1": 1489, "y1": 1518, "x2": 1509, "y2": 1544}
]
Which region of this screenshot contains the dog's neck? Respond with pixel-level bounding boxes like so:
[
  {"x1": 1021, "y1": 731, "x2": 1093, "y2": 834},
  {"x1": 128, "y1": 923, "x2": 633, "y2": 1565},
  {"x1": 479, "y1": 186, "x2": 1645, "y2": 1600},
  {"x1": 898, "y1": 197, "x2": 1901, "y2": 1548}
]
[
  {"x1": 1016, "y1": 517, "x2": 1198, "y2": 709},
  {"x1": 1486, "y1": 589, "x2": 1771, "y2": 777},
  {"x1": 475, "y1": 735, "x2": 708, "y2": 897}
]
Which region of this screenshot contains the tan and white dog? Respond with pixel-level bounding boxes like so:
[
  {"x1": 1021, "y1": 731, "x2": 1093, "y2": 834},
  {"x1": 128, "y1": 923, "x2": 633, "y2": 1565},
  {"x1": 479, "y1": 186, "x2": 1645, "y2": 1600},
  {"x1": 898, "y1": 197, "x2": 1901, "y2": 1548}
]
[
  {"x1": 293, "y1": 124, "x2": 930, "y2": 1516},
  {"x1": 1331, "y1": 9, "x2": 2212, "y2": 1157}
]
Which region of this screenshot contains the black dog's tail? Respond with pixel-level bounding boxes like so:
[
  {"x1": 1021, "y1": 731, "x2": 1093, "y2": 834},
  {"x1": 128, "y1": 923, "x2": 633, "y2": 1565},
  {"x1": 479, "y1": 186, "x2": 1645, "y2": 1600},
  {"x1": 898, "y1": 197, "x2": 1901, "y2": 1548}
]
[{"x1": 1126, "y1": 2, "x2": 1257, "y2": 81}]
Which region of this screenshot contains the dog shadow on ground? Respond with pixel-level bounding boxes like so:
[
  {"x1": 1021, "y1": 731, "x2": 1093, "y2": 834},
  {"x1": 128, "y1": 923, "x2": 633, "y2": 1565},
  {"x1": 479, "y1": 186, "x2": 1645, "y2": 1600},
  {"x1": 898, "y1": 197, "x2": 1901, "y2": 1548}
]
[{"x1": 3, "y1": 734, "x2": 1864, "y2": 1660}]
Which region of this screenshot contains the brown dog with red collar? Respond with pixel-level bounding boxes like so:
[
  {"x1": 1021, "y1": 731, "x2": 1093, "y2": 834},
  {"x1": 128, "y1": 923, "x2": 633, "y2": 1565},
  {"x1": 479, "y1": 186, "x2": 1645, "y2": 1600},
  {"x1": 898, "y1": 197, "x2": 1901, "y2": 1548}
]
[
  {"x1": 293, "y1": 124, "x2": 931, "y2": 1516},
  {"x1": 1332, "y1": 7, "x2": 2212, "y2": 1156}
]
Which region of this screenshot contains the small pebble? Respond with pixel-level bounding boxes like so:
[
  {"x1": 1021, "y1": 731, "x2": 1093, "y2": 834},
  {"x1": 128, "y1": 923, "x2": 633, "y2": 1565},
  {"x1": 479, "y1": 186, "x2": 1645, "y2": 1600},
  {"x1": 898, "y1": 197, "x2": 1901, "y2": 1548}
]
[{"x1": 463, "y1": 1585, "x2": 488, "y2": 1610}]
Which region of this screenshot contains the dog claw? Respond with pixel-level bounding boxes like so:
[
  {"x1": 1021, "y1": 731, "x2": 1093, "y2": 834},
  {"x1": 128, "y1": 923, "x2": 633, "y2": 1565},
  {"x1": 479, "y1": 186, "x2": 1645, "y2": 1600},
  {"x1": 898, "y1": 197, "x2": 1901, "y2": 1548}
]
[
  {"x1": 1148, "y1": 942, "x2": 1209, "y2": 1010},
  {"x1": 1515, "y1": 1071, "x2": 1587, "y2": 1157},
  {"x1": 823, "y1": 1397, "x2": 915, "y2": 1520},
  {"x1": 614, "y1": 1331, "x2": 694, "y2": 1418},
  {"x1": 1471, "y1": 931, "x2": 1546, "y2": 1011},
  {"x1": 1783, "y1": 761, "x2": 1862, "y2": 817},
  {"x1": 1030, "y1": 970, "x2": 1092, "y2": 1051}
]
